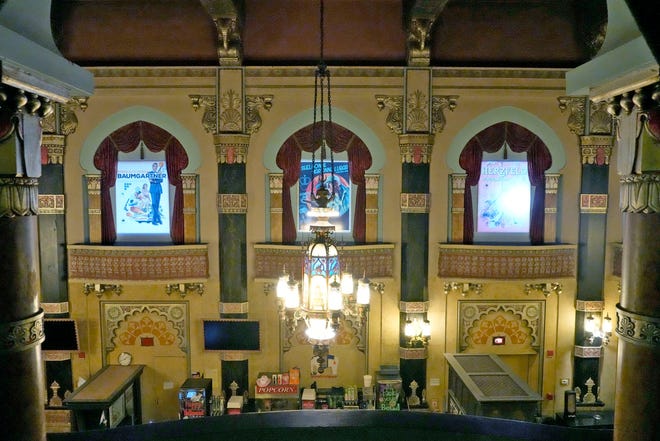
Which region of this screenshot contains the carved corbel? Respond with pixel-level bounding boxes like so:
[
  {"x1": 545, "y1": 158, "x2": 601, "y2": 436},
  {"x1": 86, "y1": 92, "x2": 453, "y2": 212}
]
[
  {"x1": 245, "y1": 95, "x2": 273, "y2": 134},
  {"x1": 375, "y1": 95, "x2": 403, "y2": 134},
  {"x1": 189, "y1": 94, "x2": 217, "y2": 133},
  {"x1": 407, "y1": 18, "x2": 433, "y2": 66},
  {"x1": 200, "y1": 0, "x2": 243, "y2": 66},
  {"x1": 431, "y1": 95, "x2": 458, "y2": 133},
  {"x1": 557, "y1": 96, "x2": 587, "y2": 136}
]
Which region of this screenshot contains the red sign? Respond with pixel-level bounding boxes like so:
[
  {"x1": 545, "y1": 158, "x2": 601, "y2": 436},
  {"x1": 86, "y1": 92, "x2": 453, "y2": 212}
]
[{"x1": 255, "y1": 384, "x2": 298, "y2": 395}]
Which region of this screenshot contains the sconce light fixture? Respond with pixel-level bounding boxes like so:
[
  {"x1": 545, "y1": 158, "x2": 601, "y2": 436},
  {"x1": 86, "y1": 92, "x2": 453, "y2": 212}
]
[
  {"x1": 404, "y1": 317, "x2": 431, "y2": 348},
  {"x1": 443, "y1": 282, "x2": 482, "y2": 296},
  {"x1": 83, "y1": 283, "x2": 122, "y2": 297},
  {"x1": 585, "y1": 312, "x2": 612, "y2": 345},
  {"x1": 165, "y1": 283, "x2": 205, "y2": 298},
  {"x1": 524, "y1": 282, "x2": 562, "y2": 297}
]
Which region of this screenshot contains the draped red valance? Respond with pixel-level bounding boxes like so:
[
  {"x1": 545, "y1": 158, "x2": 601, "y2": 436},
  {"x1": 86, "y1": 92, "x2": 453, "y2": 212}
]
[
  {"x1": 459, "y1": 121, "x2": 552, "y2": 245},
  {"x1": 93, "y1": 121, "x2": 189, "y2": 244},
  {"x1": 276, "y1": 122, "x2": 372, "y2": 243}
]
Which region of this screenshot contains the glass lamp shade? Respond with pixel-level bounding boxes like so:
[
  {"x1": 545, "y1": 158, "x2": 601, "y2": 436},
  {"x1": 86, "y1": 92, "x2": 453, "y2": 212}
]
[
  {"x1": 340, "y1": 272, "x2": 354, "y2": 295},
  {"x1": 328, "y1": 277, "x2": 342, "y2": 311},
  {"x1": 284, "y1": 279, "x2": 300, "y2": 309},
  {"x1": 356, "y1": 275, "x2": 370, "y2": 305},
  {"x1": 303, "y1": 233, "x2": 340, "y2": 311},
  {"x1": 602, "y1": 314, "x2": 612, "y2": 334},
  {"x1": 421, "y1": 320, "x2": 431, "y2": 338},
  {"x1": 276, "y1": 273, "x2": 289, "y2": 299},
  {"x1": 585, "y1": 314, "x2": 596, "y2": 333},
  {"x1": 404, "y1": 320, "x2": 415, "y2": 337},
  {"x1": 305, "y1": 317, "x2": 336, "y2": 341}
]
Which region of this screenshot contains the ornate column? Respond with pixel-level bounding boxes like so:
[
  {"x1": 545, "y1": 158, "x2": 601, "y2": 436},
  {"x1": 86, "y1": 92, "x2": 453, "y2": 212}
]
[
  {"x1": 181, "y1": 173, "x2": 199, "y2": 244},
  {"x1": 0, "y1": 86, "x2": 51, "y2": 441},
  {"x1": 609, "y1": 86, "x2": 660, "y2": 441},
  {"x1": 558, "y1": 96, "x2": 614, "y2": 407}
]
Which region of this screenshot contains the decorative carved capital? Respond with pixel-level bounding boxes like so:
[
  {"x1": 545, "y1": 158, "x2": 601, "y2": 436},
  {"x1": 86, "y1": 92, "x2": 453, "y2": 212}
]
[
  {"x1": 451, "y1": 174, "x2": 466, "y2": 192},
  {"x1": 41, "y1": 134, "x2": 66, "y2": 164},
  {"x1": 180, "y1": 174, "x2": 198, "y2": 192},
  {"x1": 399, "y1": 133, "x2": 434, "y2": 164},
  {"x1": 620, "y1": 173, "x2": 660, "y2": 213},
  {"x1": 42, "y1": 100, "x2": 81, "y2": 135},
  {"x1": 431, "y1": 95, "x2": 458, "y2": 133},
  {"x1": 375, "y1": 95, "x2": 403, "y2": 134},
  {"x1": 0, "y1": 177, "x2": 39, "y2": 217},
  {"x1": 269, "y1": 174, "x2": 283, "y2": 192},
  {"x1": 589, "y1": 100, "x2": 613, "y2": 134},
  {"x1": 401, "y1": 193, "x2": 430, "y2": 213},
  {"x1": 616, "y1": 303, "x2": 660, "y2": 348},
  {"x1": 85, "y1": 174, "x2": 101, "y2": 194},
  {"x1": 557, "y1": 96, "x2": 587, "y2": 136},
  {"x1": 365, "y1": 174, "x2": 380, "y2": 194},
  {"x1": 400, "y1": 346, "x2": 428, "y2": 359},
  {"x1": 0, "y1": 309, "x2": 45, "y2": 354},
  {"x1": 245, "y1": 95, "x2": 273, "y2": 134},
  {"x1": 214, "y1": 133, "x2": 250, "y2": 164},
  {"x1": 580, "y1": 135, "x2": 613, "y2": 165},
  {"x1": 189, "y1": 94, "x2": 217, "y2": 133},
  {"x1": 217, "y1": 193, "x2": 248, "y2": 214},
  {"x1": 399, "y1": 301, "x2": 430, "y2": 314}
]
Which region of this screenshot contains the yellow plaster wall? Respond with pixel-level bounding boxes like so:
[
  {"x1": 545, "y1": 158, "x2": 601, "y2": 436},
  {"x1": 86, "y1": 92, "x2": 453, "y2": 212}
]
[{"x1": 62, "y1": 66, "x2": 592, "y2": 420}]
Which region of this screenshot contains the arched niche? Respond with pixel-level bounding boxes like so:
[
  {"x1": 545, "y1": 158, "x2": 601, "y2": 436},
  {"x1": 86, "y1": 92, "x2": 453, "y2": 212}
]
[
  {"x1": 80, "y1": 105, "x2": 202, "y2": 174},
  {"x1": 446, "y1": 106, "x2": 565, "y2": 174}
]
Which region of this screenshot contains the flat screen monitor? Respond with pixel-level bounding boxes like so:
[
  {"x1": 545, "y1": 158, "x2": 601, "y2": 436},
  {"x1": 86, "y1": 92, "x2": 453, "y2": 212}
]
[
  {"x1": 42, "y1": 319, "x2": 80, "y2": 352},
  {"x1": 203, "y1": 320, "x2": 261, "y2": 352}
]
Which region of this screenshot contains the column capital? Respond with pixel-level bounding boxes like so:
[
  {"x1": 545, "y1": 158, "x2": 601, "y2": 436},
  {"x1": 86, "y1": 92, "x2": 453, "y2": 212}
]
[
  {"x1": 0, "y1": 177, "x2": 39, "y2": 217},
  {"x1": 580, "y1": 135, "x2": 613, "y2": 165},
  {"x1": 214, "y1": 133, "x2": 250, "y2": 164},
  {"x1": 0, "y1": 309, "x2": 44, "y2": 354},
  {"x1": 399, "y1": 133, "x2": 434, "y2": 164}
]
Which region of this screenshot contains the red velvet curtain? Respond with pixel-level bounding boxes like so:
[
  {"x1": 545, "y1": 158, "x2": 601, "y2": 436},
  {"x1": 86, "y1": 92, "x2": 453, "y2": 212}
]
[
  {"x1": 93, "y1": 121, "x2": 189, "y2": 245},
  {"x1": 459, "y1": 122, "x2": 552, "y2": 245},
  {"x1": 277, "y1": 122, "x2": 372, "y2": 243}
]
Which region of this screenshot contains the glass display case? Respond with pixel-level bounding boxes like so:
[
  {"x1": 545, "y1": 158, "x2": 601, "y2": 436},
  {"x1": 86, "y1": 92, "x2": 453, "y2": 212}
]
[{"x1": 178, "y1": 378, "x2": 212, "y2": 419}]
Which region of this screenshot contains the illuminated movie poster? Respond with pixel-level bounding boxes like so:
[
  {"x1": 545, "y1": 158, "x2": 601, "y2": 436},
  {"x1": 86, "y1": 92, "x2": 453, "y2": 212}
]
[
  {"x1": 298, "y1": 160, "x2": 351, "y2": 232},
  {"x1": 115, "y1": 160, "x2": 170, "y2": 235},
  {"x1": 477, "y1": 161, "x2": 530, "y2": 233}
]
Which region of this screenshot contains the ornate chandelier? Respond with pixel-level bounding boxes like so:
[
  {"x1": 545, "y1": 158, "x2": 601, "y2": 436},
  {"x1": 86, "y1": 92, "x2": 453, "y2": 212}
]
[{"x1": 275, "y1": 0, "x2": 371, "y2": 343}]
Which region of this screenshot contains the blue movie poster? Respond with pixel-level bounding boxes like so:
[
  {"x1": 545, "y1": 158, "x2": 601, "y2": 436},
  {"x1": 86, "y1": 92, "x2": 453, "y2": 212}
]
[
  {"x1": 298, "y1": 160, "x2": 351, "y2": 232},
  {"x1": 116, "y1": 161, "x2": 170, "y2": 235}
]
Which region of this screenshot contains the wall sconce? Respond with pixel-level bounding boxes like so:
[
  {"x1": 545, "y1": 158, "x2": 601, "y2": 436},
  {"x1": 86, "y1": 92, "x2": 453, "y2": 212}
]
[
  {"x1": 524, "y1": 282, "x2": 562, "y2": 297},
  {"x1": 165, "y1": 283, "x2": 205, "y2": 298},
  {"x1": 404, "y1": 317, "x2": 431, "y2": 348},
  {"x1": 83, "y1": 283, "x2": 122, "y2": 297},
  {"x1": 444, "y1": 282, "x2": 482, "y2": 296},
  {"x1": 585, "y1": 312, "x2": 612, "y2": 345}
]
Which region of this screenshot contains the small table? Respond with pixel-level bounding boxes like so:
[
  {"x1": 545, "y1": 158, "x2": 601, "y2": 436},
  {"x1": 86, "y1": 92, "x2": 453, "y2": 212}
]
[{"x1": 64, "y1": 365, "x2": 144, "y2": 431}]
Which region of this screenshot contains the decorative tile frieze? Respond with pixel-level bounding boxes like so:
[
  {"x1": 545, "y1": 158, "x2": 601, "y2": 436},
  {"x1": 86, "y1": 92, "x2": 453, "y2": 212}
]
[
  {"x1": 437, "y1": 244, "x2": 577, "y2": 279},
  {"x1": 400, "y1": 346, "x2": 428, "y2": 359},
  {"x1": 545, "y1": 174, "x2": 560, "y2": 193},
  {"x1": 217, "y1": 193, "x2": 248, "y2": 214},
  {"x1": 221, "y1": 352, "x2": 248, "y2": 361},
  {"x1": 42, "y1": 302, "x2": 69, "y2": 314},
  {"x1": 87, "y1": 208, "x2": 101, "y2": 215},
  {"x1": 620, "y1": 173, "x2": 660, "y2": 214},
  {"x1": 39, "y1": 194, "x2": 65, "y2": 214},
  {"x1": 399, "y1": 133, "x2": 434, "y2": 164},
  {"x1": 399, "y1": 301, "x2": 430, "y2": 314},
  {"x1": 580, "y1": 135, "x2": 613, "y2": 165},
  {"x1": 580, "y1": 194, "x2": 608, "y2": 214},
  {"x1": 576, "y1": 300, "x2": 604, "y2": 312},
  {"x1": 41, "y1": 134, "x2": 65, "y2": 164},
  {"x1": 574, "y1": 345, "x2": 603, "y2": 358},
  {"x1": 220, "y1": 302, "x2": 249, "y2": 315},
  {"x1": 67, "y1": 244, "x2": 209, "y2": 283},
  {"x1": 0, "y1": 309, "x2": 44, "y2": 354},
  {"x1": 43, "y1": 352, "x2": 72, "y2": 361},
  {"x1": 85, "y1": 175, "x2": 101, "y2": 193},
  {"x1": 0, "y1": 177, "x2": 39, "y2": 218},
  {"x1": 253, "y1": 243, "x2": 394, "y2": 279},
  {"x1": 616, "y1": 303, "x2": 660, "y2": 348},
  {"x1": 215, "y1": 133, "x2": 250, "y2": 164},
  {"x1": 401, "y1": 193, "x2": 430, "y2": 213}
]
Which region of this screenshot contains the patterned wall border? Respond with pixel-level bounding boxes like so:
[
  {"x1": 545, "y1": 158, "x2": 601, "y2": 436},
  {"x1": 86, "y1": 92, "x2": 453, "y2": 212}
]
[
  {"x1": 67, "y1": 244, "x2": 209, "y2": 282},
  {"x1": 39, "y1": 194, "x2": 65, "y2": 214},
  {"x1": 401, "y1": 193, "x2": 431, "y2": 213},
  {"x1": 574, "y1": 345, "x2": 602, "y2": 358},
  {"x1": 438, "y1": 244, "x2": 577, "y2": 279},
  {"x1": 576, "y1": 300, "x2": 604, "y2": 312},
  {"x1": 217, "y1": 193, "x2": 248, "y2": 214},
  {"x1": 253, "y1": 243, "x2": 395, "y2": 279},
  {"x1": 42, "y1": 302, "x2": 70, "y2": 314},
  {"x1": 220, "y1": 302, "x2": 249, "y2": 315},
  {"x1": 220, "y1": 351, "x2": 248, "y2": 361},
  {"x1": 616, "y1": 303, "x2": 660, "y2": 348},
  {"x1": 399, "y1": 346, "x2": 428, "y2": 359},
  {"x1": 580, "y1": 194, "x2": 608, "y2": 214},
  {"x1": 399, "y1": 301, "x2": 430, "y2": 314},
  {"x1": 0, "y1": 309, "x2": 44, "y2": 354},
  {"x1": 458, "y1": 301, "x2": 544, "y2": 351},
  {"x1": 101, "y1": 302, "x2": 188, "y2": 354}
]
